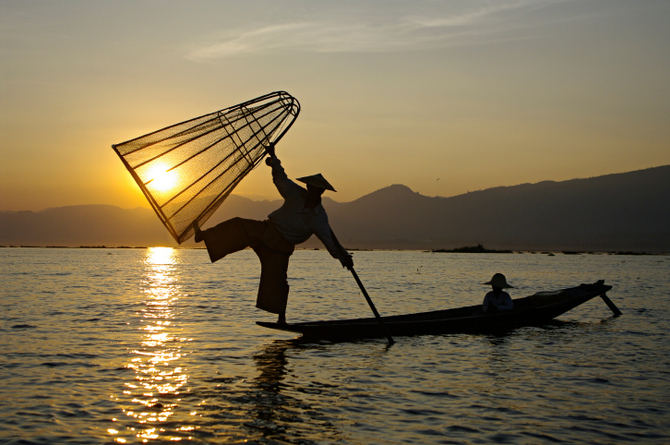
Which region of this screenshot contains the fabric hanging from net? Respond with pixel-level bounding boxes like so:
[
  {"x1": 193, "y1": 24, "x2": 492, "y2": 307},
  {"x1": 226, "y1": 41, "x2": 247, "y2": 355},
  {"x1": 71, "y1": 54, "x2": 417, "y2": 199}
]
[{"x1": 112, "y1": 91, "x2": 300, "y2": 244}]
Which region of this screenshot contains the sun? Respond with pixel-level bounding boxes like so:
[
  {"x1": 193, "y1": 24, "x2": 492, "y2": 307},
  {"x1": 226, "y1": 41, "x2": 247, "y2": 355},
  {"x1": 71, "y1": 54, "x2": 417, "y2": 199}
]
[{"x1": 147, "y1": 165, "x2": 178, "y2": 193}]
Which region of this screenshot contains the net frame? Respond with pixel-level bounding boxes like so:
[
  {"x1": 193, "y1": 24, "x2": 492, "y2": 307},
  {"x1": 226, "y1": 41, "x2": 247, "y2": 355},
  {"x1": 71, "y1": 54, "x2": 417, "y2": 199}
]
[{"x1": 112, "y1": 91, "x2": 300, "y2": 244}]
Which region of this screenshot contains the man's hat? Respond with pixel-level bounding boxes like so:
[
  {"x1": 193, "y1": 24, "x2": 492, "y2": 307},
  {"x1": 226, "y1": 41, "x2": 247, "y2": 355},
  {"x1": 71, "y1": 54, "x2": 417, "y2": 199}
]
[
  {"x1": 296, "y1": 174, "x2": 336, "y2": 192},
  {"x1": 483, "y1": 273, "x2": 514, "y2": 289}
]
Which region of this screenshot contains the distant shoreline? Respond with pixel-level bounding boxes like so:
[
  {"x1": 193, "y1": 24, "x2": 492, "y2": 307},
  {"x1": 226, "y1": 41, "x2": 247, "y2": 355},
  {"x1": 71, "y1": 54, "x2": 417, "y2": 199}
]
[
  {"x1": 432, "y1": 243, "x2": 512, "y2": 254},
  {"x1": 0, "y1": 245, "x2": 666, "y2": 256}
]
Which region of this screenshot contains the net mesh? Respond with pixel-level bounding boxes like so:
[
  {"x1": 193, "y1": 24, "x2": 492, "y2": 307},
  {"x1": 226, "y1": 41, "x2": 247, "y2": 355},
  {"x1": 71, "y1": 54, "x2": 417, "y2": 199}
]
[{"x1": 112, "y1": 91, "x2": 300, "y2": 244}]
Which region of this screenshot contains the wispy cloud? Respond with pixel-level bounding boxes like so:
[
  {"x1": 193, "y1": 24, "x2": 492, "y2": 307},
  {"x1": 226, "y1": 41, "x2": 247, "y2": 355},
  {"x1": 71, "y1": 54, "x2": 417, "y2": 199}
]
[{"x1": 186, "y1": 0, "x2": 577, "y2": 60}]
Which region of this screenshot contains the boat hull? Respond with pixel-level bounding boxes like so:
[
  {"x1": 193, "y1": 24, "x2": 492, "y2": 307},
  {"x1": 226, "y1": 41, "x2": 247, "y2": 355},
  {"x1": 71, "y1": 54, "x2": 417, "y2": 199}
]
[{"x1": 257, "y1": 281, "x2": 614, "y2": 341}]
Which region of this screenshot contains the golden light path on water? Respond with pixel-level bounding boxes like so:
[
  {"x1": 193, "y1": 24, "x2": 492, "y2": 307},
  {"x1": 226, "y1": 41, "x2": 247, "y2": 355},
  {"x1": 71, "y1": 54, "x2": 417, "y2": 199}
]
[{"x1": 109, "y1": 247, "x2": 196, "y2": 443}]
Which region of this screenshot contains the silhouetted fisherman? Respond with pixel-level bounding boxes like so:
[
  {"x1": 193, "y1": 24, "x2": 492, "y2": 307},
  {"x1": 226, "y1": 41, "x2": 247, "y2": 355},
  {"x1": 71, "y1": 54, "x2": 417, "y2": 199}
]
[
  {"x1": 194, "y1": 148, "x2": 353, "y2": 324},
  {"x1": 482, "y1": 273, "x2": 514, "y2": 313}
]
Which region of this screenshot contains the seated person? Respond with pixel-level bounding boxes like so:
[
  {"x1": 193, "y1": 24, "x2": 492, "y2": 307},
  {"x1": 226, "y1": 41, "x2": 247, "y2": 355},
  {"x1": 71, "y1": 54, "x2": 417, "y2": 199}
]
[{"x1": 482, "y1": 273, "x2": 514, "y2": 313}]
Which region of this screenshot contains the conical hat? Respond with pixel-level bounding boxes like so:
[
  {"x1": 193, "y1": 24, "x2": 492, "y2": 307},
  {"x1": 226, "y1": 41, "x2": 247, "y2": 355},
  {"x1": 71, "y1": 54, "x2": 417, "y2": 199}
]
[
  {"x1": 296, "y1": 173, "x2": 336, "y2": 192},
  {"x1": 483, "y1": 273, "x2": 514, "y2": 288}
]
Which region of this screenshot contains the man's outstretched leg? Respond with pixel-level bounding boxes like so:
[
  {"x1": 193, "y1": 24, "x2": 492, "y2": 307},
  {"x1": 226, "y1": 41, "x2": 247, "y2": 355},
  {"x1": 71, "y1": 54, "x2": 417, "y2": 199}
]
[{"x1": 194, "y1": 218, "x2": 263, "y2": 262}]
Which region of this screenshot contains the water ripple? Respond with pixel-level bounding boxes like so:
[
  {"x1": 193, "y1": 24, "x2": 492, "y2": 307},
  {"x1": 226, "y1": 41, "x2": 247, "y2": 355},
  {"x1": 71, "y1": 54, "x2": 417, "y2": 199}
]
[{"x1": 1, "y1": 248, "x2": 669, "y2": 444}]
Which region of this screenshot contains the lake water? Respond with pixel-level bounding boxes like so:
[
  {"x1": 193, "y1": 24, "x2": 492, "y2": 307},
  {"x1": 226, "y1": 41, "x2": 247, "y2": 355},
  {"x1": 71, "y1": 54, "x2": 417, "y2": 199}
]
[{"x1": 1, "y1": 247, "x2": 669, "y2": 444}]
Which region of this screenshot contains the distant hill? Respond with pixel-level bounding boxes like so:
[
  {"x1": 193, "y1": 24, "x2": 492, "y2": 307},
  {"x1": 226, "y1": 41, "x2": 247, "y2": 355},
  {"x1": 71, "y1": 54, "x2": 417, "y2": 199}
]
[
  {"x1": 1, "y1": 165, "x2": 669, "y2": 252},
  {"x1": 323, "y1": 165, "x2": 670, "y2": 252},
  {"x1": 0, "y1": 205, "x2": 173, "y2": 247}
]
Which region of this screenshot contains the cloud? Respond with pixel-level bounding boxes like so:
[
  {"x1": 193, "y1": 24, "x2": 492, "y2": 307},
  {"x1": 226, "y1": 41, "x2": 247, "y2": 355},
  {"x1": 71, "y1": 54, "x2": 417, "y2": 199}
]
[{"x1": 186, "y1": 0, "x2": 577, "y2": 60}]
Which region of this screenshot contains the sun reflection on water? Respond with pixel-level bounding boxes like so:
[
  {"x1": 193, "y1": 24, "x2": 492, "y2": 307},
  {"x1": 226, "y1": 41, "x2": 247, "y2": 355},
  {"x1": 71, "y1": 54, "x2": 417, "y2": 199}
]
[{"x1": 110, "y1": 247, "x2": 197, "y2": 443}]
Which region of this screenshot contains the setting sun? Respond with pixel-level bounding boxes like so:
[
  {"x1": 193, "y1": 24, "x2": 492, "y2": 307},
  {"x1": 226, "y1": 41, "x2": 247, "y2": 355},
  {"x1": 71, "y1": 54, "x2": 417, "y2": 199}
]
[{"x1": 147, "y1": 165, "x2": 178, "y2": 193}]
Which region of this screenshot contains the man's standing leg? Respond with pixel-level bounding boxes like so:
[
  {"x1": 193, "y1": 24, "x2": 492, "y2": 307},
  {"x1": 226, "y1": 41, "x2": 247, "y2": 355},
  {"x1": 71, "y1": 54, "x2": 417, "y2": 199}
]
[{"x1": 254, "y1": 245, "x2": 291, "y2": 323}]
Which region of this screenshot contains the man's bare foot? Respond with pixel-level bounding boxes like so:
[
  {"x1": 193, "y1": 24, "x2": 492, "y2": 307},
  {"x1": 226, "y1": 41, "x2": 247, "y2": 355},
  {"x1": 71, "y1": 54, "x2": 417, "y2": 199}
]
[{"x1": 193, "y1": 221, "x2": 203, "y2": 243}]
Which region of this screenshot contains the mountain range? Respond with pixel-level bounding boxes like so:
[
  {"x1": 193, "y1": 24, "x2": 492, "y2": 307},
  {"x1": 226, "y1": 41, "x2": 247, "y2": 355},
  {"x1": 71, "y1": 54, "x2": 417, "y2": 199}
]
[{"x1": 2, "y1": 165, "x2": 669, "y2": 252}]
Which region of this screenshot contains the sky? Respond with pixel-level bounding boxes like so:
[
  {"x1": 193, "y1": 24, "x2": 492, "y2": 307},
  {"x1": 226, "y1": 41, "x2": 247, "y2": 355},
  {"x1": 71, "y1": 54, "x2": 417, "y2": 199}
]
[{"x1": 2, "y1": 0, "x2": 669, "y2": 211}]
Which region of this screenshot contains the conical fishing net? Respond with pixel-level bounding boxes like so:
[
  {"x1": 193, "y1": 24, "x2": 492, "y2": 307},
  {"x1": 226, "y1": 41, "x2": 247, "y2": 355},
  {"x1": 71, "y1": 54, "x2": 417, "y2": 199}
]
[{"x1": 112, "y1": 91, "x2": 300, "y2": 244}]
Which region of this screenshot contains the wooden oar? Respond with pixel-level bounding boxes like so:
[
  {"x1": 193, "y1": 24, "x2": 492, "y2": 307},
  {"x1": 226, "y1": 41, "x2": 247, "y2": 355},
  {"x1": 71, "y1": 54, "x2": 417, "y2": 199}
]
[
  {"x1": 600, "y1": 293, "x2": 623, "y2": 316},
  {"x1": 330, "y1": 230, "x2": 394, "y2": 345},
  {"x1": 348, "y1": 266, "x2": 395, "y2": 345}
]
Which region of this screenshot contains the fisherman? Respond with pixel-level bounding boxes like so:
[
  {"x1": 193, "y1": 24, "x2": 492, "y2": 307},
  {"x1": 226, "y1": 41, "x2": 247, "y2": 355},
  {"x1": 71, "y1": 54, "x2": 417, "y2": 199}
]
[
  {"x1": 482, "y1": 273, "x2": 514, "y2": 313},
  {"x1": 193, "y1": 146, "x2": 353, "y2": 324}
]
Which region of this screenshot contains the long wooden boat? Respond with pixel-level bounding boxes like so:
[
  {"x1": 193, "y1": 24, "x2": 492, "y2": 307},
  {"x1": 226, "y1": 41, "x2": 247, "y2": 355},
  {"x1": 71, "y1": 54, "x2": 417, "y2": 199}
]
[{"x1": 257, "y1": 280, "x2": 619, "y2": 341}]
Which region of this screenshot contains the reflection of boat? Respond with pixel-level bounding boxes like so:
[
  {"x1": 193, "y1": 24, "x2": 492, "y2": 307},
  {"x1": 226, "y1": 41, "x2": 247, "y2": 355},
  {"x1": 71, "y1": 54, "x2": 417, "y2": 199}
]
[{"x1": 257, "y1": 281, "x2": 619, "y2": 341}]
